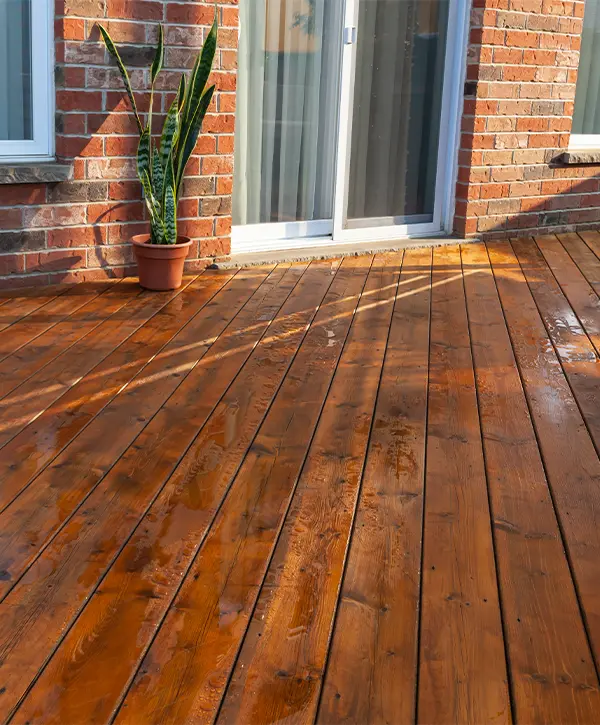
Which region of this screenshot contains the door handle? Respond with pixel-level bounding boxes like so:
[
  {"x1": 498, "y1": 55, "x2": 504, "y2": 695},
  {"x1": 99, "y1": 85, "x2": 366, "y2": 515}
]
[{"x1": 343, "y1": 26, "x2": 357, "y2": 44}]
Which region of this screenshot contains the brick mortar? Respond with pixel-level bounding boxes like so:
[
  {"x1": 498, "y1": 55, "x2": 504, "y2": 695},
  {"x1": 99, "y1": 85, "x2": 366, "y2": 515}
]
[
  {"x1": 454, "y1": 0, "x2": 600, "y2": 238},
  {"x1": 0, "y1": 0, "x2": 237, "y2": 288}
]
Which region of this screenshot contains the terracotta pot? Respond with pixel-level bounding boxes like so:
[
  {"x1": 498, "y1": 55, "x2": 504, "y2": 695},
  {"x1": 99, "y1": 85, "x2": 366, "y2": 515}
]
[{"x1": 131, "y1": 234, "x2": 193, "y2": 291}]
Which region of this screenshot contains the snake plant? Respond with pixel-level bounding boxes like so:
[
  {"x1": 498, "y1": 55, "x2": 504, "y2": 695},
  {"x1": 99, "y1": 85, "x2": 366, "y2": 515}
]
[{"x1": 98, "y1": 18, "x2": 217, "y2": 244}]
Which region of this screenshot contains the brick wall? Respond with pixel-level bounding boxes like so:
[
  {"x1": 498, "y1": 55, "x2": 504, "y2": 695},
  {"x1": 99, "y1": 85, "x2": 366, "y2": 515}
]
[
  {"x1": 454, "y1": 0, "x2": 600, "y2": 239},
  {"x1": 0, "y1": 0, "x2": 237, "y2": 287}
]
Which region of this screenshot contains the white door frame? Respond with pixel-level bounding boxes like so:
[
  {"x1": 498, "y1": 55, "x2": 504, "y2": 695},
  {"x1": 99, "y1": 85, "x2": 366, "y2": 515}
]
[{"x1": 231, "y1": 0, "x2": 470, "y2": 254}]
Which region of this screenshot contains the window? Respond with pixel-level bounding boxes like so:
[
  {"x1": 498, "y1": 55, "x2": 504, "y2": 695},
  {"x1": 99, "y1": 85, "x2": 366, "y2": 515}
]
[
  {"x1": 0, "y1": 0, "x2": 53, "y2": 161},
  {"x1": 571, "y1": 0, "x2": 600, "y2": 149}
]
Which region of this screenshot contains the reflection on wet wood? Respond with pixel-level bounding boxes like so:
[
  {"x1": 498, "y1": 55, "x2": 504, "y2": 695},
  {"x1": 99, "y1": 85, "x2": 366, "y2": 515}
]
[
  {"x1": 463, "y1": 243, "x2": 600, "y2": 723},
  {"x1": 417, "y1": 245, "x2": 510, "y2": 724},
  {"x1": 0, "y1": 237, "x2": 599, "y2": 724}
]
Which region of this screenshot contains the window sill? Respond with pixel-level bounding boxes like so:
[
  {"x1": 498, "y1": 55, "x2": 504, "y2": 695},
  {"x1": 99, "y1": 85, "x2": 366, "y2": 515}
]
[
  {"x1": 0, "y1": 162, "x2": 73, "y2": 185},
  {"x1": 558, "y1": 149, "x2": 600, "y2": 165}
]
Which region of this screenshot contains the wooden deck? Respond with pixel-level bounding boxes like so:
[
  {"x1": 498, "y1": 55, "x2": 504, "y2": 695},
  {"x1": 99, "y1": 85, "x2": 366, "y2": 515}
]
[{"x1": 0, "y1": 235, "x2": 600, "y2": 724}]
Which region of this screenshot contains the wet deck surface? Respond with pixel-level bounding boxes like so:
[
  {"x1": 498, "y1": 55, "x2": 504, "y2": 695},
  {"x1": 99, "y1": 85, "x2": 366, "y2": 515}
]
[{"x1": 1, "y1": 235, "x2": 600, "y2": 724}]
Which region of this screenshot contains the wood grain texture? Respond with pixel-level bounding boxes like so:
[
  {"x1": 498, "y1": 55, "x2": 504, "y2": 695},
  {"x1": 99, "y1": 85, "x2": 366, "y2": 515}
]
[
  {"x1": 511, "y1": 238, "x2": 600, "y2": 451},
  {"x1": 0, "y1": 281, "x2": 195, "y2": 450},
  {"x1": 0, "y1": 268, "x2": 246, "y2": 594},
  {"x1": 0, "y1": 275, "x2": 208, "y2": 512},
  {"x1": 417, "y1": 245, "x2": 510, "y2": 725},
  {"x1": 488, "y1": 240, "x2": 600, "y2": 671},
  {"x1": 558, "y1": 233, "x2": 600, "y2": 296},
  {"x1": 462, "y1": 242, "x2": 600, "y2": 724},
  {"x1": 0, "y1": 247, "x2": 598, "y2": 725},
  {"x1": 534, "y1": 235, "x2": 600, "y2": 357},
  {"x1": 217, "y1": 254, "x2": 400, "y2": 725},
  {"x1": 9, "y1": 262, "x2": 329, "y2": 725},
  {"x1": 318, "y1": 248, "x2": 431, "y2": 725},
  {"x1": 113, "y1": 256, "x2": 372, "y2": 725},
  {"x1": 0, "y1": 262, "x2": 337, "y2": 720},
  {"x1": 580, "y1": 230, "x2": 600, "y2": 262},
  {"x1": 0, "y1": 284, "x2": 75, "y2": 333},
  {"x1": 0, "y1": 281, "x2": 135, "y2": 400},
  {"x1": 0, "y1": 281, "x2": 113, "y2": 362}
]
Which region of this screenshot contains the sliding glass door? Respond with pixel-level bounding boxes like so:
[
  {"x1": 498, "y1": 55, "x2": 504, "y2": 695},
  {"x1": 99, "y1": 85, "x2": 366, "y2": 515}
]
[
  {"x1": 233, "y1": 0, "x2": 465, "y2": 252},
  {"x1": 233, "y1": 0, "x2": 343, "y2": 250}
]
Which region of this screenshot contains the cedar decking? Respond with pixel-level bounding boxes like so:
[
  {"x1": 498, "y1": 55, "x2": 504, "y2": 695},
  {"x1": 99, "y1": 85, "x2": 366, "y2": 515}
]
[{"x1": 0, "y1": 235, "x2": 600, "y2": 724}]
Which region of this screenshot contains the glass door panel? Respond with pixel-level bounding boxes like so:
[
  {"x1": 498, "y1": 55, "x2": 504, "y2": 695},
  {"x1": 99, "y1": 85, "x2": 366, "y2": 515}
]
[
  {"x1": 233, "y1": 0, "x2": 343, "y2": 237},
  {"x1": 341, "y1": 0, "x2": 450, "y2": 233},
  {"x1": 0, "y1": 0, "x2": 33, "y2": 141}
]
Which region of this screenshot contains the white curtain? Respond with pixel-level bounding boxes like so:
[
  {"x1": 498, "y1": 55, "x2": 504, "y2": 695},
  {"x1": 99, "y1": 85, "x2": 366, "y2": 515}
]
[
  {"x1": 347, "y1": 0, "x2": 447, "y2": 222},
  {"x1": 573, "y1": 0, "x2": 600, "y2": 134},
  {"x1": 233, "y1": 0, "x2": 344, "y2": 225},
  {"x1": 0, "y1": 0, "x2": 32, "y2": 140}
]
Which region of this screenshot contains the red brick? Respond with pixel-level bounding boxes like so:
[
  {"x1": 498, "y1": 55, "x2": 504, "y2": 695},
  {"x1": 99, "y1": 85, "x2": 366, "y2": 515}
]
[
  {"x1": 0, "y1": 254, "x2": 25, "y2": 275},
  {"x1": 48, "y1": 226, "x2": 107, "y2": 248},
  {"x1": 56, "y1": 135, "x2": 104, "y2": 158},
  {"x1": 87, "y1": 202, "x2": 145, "y2": 224},
  {"x1": 106, "y1": 0, "x2": 163, "y2": 20},
  {"x1": 55, "y1": 17, "x2": 85, "y2": 40},
  {"x1": 26, "y1": 250, "x2": 87, "y2": 274},
  {"x1": 166, "y1": 3, "x2": 214, "y2": 24},
  {"x1": 0, "y1": 185, "x2": 46, "y2": 206},
  {"x1": 56, "y1": 91, "x2": 103, "y2": 112},
  {"x1": 505, "y1": 30, "x2": 539, "y2": 47},
  {"x1": 0, "y1": 209, "x2": 23, "y2": 230}
]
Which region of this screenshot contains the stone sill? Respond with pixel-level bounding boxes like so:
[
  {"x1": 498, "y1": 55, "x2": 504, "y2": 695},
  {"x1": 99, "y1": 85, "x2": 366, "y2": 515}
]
[
  {"x1": 558, "y1": 149, "x2": 600, "y2": 165},
  {"x1": 0, "y1": 162, "x2": 73, "y2": 185}
]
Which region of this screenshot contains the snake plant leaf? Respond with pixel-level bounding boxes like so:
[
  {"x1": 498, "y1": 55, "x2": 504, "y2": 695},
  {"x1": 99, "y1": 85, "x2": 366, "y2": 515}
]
[
  {"x1": 176, "y1": 84, "x2": 215, "y2": 192},
  {"x1": 181, "y1": 15, "x2": 217, "y2": 131},
  {"x1": 136, "y1": 128, "x2": 152, "y2": 186},
  {"x1": 163, "y1": 152, "x2": 176, "y2": 209},
  {"x1": 177, "y1": 75, "x2": 186, "y2": 110},
  {"x1": 151, "y1": 24, "x2": 164, "y2": 84},
  {"x1": 98, "y1": 24, "x2": 143, "y2": 135},
  {"x1": 164, "y1": 184, "x2": 177, "y2": 244},
  {"x1": 152, "y1": 148, "x2": 164, "y2": 202},
  {"x1": 151, "y1": 218, "x2": 166, "y2": 244},
  {"x1": 160, "y1": 98, "x2": 180, "y2": 170},
  {"x1": 140, "y1": 169, "x2": 160, "y2": 219}
]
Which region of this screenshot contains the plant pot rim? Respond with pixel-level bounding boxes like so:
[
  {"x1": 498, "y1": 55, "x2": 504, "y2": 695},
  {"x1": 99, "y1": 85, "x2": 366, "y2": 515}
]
[{"x1": 131, "y1": 233, "x2": 193, "y2": 249}]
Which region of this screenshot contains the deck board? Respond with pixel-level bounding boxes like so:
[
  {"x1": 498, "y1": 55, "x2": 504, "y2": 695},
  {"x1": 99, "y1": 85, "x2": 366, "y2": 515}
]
[{"x1": 1, "y1": 237, "x2": 600, "y2": 724}]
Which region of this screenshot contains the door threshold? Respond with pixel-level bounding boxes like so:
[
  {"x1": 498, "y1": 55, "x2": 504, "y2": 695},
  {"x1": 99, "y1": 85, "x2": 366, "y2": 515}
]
[{"x1": 215, "y1": 236, "x2": 472, "y2": 269}]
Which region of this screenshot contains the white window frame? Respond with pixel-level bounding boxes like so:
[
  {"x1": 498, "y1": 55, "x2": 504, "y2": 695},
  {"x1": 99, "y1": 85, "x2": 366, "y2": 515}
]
[
  {"x1": 0, "y1": 0, "x2": 54, "y2": 162},
  {"x1": 569, "y1": 134, "x2": 600, "y2": 150}
]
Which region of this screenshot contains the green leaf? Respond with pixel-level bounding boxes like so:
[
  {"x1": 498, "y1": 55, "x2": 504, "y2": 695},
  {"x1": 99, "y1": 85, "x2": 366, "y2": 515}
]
[
  {"x1": 136, "y1": 129, "x2": 152, "y2": 186},
  {"x1": 151, "y1": 219, "x2": 166, "y2": 244},
  {"x1": 177, "y1": 75, "x2": 186, "y2": 111},
  {"x1": 151, "y1": 25, "x2": 164, "y2": 84},
  {"x1": 164, "y1": 184, "x2": 177, "y2": 244},
  {"x1": 152, "y1": 148, "x2": 164, "y2": 201},
  {"x1": 140, "y1": 169, "x2": 160, "y2": 220},
  {"x1": 176, "y1": 84, "x2": 215, "y2": 192},
  {"x1": 98, "y1": 24, "x2": 143, "y2": 135},
  {"x1": 160, "y1": 98, "x2": 180, "y2": 171},
  {"x1": 163, "y1": 152, "x2": 176, "y2": 210},
  {"x1": 181, "y1": 15, "x2": 217, "y2": 131}
]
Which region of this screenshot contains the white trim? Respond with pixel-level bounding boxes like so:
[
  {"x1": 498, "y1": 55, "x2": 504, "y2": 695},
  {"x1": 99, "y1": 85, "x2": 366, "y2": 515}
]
[
  {"x1": 441, "y1": 0, "x2": 471, "y2": 233},
  {"x1": 232, "y1": 219, "x2": 332, "y2": 246},
  {"x1": 0, "y1": 0, "x2": 54, "y2": 160},
  {"x1": 568, "y1": 134, "x2": 600, "y2": 150}
]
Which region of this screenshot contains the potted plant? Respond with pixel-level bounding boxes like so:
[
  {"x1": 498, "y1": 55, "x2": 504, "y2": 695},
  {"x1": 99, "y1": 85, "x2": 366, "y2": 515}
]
[{"x1": 98, "y1": 16, "x2": 217, "y2": 290}]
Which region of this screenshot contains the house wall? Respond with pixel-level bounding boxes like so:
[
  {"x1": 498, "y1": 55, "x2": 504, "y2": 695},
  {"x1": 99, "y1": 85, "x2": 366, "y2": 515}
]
[
  {"x1": 455, "y1": 0, "x2": 600, "y2": 239},
  {"x1": 0, "y1": 0, "x2": 237, "y2": 287},
  {"x1": 1, "y1": 0, "x2": 600, "y2": 288}
]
